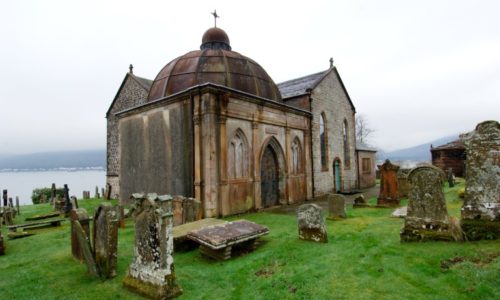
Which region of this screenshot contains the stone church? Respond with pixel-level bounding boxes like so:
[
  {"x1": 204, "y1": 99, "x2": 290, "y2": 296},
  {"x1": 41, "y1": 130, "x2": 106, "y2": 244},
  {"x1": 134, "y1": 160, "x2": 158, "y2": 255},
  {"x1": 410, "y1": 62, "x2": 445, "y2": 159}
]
[{"x1": 106, "y1": 27, "x2": 363, "y2": 217}]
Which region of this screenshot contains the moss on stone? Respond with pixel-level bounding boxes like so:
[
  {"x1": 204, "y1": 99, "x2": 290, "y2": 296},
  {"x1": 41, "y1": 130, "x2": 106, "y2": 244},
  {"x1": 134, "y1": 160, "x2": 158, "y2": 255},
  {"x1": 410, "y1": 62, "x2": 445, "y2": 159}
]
[
  {"x1": 461, "y1": 219, "x2": 500, "y2": 241},
  {"x1": 123, "y1": 274, "x2": 182, "y2": 299}
]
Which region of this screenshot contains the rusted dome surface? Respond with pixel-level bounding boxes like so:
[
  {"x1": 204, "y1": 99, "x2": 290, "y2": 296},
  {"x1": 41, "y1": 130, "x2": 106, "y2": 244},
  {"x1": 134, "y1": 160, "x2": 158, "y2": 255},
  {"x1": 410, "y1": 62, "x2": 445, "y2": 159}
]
[{"x1": 147, "y1": 28, "x2": 282, "y2": 102}]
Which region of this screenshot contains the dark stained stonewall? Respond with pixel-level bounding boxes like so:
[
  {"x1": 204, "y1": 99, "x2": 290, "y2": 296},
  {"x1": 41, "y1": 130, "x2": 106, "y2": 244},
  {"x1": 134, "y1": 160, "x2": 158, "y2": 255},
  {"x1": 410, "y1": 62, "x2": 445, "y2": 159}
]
[
  {"x1": 327, "y1": 194, "x2": 346, "y2": 219},
  {"x1": 461, "y1": 120, "x2": 500, "y2": 240},
  {"x1": 93, "y1": 204, "x2": 119, "y2": 278},
  {"x1": 400, "y1": 166, "x2": 462, "y2": 242},
  {"x1": 377, "y1": 160, "x2": 400, "y2": 206},
  {"x1": 74, "y1": 218, "x2": 98, "y2": 277},
  {"x1": 70, "y1": 208, "x2": 90, "y2": 262},
  {"x1": 297, "y1": 204, "x2": 328, "y2": 243},
  {"x1": 123, "y1": 193, "x2": 182, "y2": 299}
]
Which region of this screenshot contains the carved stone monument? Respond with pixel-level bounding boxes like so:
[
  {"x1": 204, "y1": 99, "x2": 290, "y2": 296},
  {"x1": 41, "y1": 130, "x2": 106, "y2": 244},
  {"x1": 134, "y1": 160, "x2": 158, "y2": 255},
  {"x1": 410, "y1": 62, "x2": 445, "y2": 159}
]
[
  {"x1": 400, "y1": 166, "x2": 462, "y2": 241},
  {"x1": 327, "y1": 194, "x2": 346, "y2": 219},
  {"x1": 70, "y1": 208, "x2": 90, "y2": 262},
  {"x1": 123, "y1": 193, "x2": 182, "y2": 299},
  {"x1": 297, "y1": 204, "x2": 328, "y2": 243},
  {"x1": 377, "y1": 160, "x2": 400, "y2": 206},
  {"x1": 461, "y1": 120, "x2": 500, "y2": 240},
  {"x1": 93, "y1": 204, "x2": 118, "y2": 278}
]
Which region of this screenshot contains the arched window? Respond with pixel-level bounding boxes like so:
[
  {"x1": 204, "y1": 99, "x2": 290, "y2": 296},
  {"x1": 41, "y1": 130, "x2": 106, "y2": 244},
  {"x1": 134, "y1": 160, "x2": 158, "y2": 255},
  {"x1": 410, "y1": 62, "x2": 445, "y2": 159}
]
[
  {"x1": 291, "y1": 137, "x2": 302, "y2": 174},
  {"x1": 343, "y1": 119, "x2": 350, "y2": 169},
  {"x1": 228, "y1": 129, "x2": 248, "y2": 178},
  {"x1": 320, "y1": 113, "x2": 327, "y2": 168}
]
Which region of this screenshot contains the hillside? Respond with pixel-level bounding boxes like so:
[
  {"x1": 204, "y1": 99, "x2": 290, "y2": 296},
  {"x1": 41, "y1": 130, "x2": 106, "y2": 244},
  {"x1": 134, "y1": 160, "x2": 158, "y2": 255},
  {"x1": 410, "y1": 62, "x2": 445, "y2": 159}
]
[
  {"x1": 378, "y1": 135, "x2": 458, "y2": 161},
  {"x1": 0, "y1": 149, "x2": 105, "y2": 171}
]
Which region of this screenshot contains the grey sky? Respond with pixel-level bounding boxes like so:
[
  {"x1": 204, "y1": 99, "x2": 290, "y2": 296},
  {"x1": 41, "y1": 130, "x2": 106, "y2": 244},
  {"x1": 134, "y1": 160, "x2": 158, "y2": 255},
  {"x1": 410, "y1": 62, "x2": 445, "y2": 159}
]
[{"x1": 1, "y1": 0, "x2": 499, "y2": 154}]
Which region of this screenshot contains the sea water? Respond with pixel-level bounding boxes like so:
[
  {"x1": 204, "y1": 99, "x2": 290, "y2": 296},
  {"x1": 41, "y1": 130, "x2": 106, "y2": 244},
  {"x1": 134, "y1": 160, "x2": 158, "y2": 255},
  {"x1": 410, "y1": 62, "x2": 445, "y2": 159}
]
[{"x1": 0, "y1": 170, "x2": 106, "y2": 205}]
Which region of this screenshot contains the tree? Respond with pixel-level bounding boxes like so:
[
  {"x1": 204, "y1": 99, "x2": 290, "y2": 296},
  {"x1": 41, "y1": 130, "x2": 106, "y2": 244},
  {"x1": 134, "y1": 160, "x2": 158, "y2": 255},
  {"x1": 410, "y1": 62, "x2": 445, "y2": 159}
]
[{"x1": 355, "y1": 114, "x2": 374, "y2": 144}]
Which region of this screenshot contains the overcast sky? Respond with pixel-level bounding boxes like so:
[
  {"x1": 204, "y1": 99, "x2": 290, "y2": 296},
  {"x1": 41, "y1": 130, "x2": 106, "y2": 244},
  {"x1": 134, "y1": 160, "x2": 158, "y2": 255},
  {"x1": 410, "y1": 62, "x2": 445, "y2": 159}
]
[{"x1": 1, "y1": 0, "x2": 499, "y2": 155}]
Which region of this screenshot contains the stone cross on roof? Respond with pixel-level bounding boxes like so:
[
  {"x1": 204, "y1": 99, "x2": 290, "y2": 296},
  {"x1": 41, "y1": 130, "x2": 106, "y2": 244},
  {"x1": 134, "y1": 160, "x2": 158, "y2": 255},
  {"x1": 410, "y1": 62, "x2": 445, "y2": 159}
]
[{"x1": 211, "y1": 10, "x2": 219, "y2": 27}]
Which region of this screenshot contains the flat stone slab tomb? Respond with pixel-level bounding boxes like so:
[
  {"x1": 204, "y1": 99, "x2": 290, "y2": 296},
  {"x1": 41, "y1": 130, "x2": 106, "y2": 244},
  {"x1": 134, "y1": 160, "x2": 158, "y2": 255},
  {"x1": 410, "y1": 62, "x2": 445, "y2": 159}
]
[
  {"x1": 173, "y1": 218, "x2": 227, "y2": 249},
  {"x1": 187, "y1": 220, "x2": 269, "y2": 260}
]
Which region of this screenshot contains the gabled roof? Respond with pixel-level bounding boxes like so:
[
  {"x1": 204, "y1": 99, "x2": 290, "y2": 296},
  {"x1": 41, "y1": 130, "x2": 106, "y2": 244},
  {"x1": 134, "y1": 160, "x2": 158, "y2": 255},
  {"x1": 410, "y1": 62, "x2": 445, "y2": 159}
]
[
  {"x1": 277, "y1": 67, "x2": 356, "y2": 112},
  {"x1": 277, "y1": 70, "x2": 328, "y2": 98},
  {"x1": 356, "y1": 141, "x2": 377, "y2": 152},
  {"x1": 106, "y1": 73, "x2": 153, "y2": 117}
]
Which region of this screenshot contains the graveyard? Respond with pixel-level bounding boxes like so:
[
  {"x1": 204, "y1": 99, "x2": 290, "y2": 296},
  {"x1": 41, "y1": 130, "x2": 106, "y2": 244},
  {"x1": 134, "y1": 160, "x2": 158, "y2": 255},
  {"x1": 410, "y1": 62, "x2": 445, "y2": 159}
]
[{"x1": 1, "y1": 180, "x2": 499, "y2": 299}]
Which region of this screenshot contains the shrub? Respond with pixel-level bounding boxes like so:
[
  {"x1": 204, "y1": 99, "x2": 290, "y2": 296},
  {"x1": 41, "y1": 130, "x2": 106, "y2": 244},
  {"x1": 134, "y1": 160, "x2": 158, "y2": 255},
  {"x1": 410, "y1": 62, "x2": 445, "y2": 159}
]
[{"x1": 31, "y1": 187, "x2": 65, "y2": 204}]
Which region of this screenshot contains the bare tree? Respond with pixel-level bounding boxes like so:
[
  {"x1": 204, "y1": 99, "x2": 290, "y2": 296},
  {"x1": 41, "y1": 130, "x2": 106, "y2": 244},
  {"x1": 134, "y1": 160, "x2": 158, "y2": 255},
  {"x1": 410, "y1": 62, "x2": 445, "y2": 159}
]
[{"x1": 355, "y1": 114, "x2": 375, "y2": 144}]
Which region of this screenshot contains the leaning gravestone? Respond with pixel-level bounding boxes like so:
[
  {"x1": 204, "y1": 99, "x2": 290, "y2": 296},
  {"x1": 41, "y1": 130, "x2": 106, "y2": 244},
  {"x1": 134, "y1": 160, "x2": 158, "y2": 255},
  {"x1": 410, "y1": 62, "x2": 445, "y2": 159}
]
[
  {"x1": 93, "y1": 204, "x2": 118, "y2": 278},
  {"x1": 123, "y1": 193, "x2": 182, "y2": 299},
  {"x1": 70, "y1": 208, "x2": 90, "y2": 262},
  {"x1": 377, "y1": 160, "x2": 400, "y2": 206},
  {"x1": 74, "y1": 218, "x2": 98, "y2": 276},
  {"x1": 327, "y1": 194, "x2": 346, "y2": 219},
  {"x1": 400, "y1": 166, "x2": 462, "y2": 242},
  {"x1": 297, "y1": 204, "x2": 328, "y2": 243},
  {"x1": 461, "y1": 120, "x2": 500, "y2": 240}
]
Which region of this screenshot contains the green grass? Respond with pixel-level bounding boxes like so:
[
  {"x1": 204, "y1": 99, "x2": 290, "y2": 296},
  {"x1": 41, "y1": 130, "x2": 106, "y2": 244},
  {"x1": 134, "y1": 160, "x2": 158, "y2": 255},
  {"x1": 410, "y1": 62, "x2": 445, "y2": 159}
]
[{"x1": 1, "y1": 182, "x2": 499, "y2": 300}]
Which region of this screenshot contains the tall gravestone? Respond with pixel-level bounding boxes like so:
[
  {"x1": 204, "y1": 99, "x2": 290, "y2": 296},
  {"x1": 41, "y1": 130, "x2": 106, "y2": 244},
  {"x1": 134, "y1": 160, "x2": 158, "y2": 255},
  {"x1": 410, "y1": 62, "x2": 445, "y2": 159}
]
[
  {"x1": 400, "y1": 166, "x2": 461, "y2": 241},
  {"x1": 3, "y1": 190, "x2": 7, "y2": 207},
  {"x1": 377, "y1": 160, "x2": 400, "y2": 206},
  {"x1": 74, "y1": 217, "x2": 98, "y2": 276},
  {"x1": 123, "y1": 193, "x2": 182, "y2": 299},
  {"x1": 461, "y1": 120, "x2": 500, "y2": 240},
  {"x1": 327, "y1": 194, "x2": 347, "y2": 219},
  {"x1": 63, "y1": 184, "x2": 73, "y2": 215},
  {"x1": 50, "y1": 183, "x2": 56, "y2": 204},
  {"x1": 70, "y1": 208, "x2": 90, "y2": 262},
  {"x1": 15, "y1": 196, "x2": 20, "y2": 215},
  {"x1": 93, "y1": 204, "x2": 118, "y2": 278},
  {"x1": 297, "y1": 204, "x2": 328, "y2": 243}
]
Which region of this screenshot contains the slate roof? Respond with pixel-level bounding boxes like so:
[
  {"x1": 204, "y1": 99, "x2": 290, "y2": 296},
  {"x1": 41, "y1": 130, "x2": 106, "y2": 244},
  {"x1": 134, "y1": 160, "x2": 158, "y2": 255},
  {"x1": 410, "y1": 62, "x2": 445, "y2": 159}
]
[
  {"x1": 133, "y1": 75, "x2": 153, "y2": 90},
  {"x1": 431, "y1": 139, "x2": 465, "y2": 151},
  {"x1": 356, "y1": 141, "x2": 377, "y2": 152},
  {"x1": 277, "y1": 70, "x2": 328, "y2": 98}
]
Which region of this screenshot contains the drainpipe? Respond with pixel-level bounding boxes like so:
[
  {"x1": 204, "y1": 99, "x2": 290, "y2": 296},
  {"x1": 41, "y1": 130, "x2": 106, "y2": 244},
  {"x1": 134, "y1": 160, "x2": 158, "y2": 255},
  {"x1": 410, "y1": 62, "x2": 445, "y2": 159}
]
[{"x1": 308, "y1": 90, "x2": 315, "y2": 200}]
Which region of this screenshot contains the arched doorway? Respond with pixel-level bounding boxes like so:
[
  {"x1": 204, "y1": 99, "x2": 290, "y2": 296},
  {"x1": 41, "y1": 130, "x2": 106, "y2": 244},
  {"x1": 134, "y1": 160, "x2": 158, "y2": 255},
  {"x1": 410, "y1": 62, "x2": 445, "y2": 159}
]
[
  {"x1": 333, "y1": 159, "x2": 341, "y2": 193},
  {"x1": 261, "y1": 145, "x2": 279, "y2": 207}
]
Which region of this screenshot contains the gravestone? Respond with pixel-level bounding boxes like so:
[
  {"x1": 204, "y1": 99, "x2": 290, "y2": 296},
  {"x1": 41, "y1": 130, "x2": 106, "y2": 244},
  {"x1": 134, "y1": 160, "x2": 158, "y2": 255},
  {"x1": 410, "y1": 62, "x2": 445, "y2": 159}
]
[
  {"x1": 95, "y1": 186, "x2": 100, "y2": 199},
  {"x1": 327, "y1": 194, "x2": 346, "y2": 219},
  {"x1": 123, "y1": 193, "x2": 182, "y2": 299},
  {"x1": 70, "y1": 208, "x2": 90, "y2": 262},
  {"x1": 70, "y1": 196, "x2": 79, "y2": 209},
  {"x1": 63, "y1": 184, "x2": 73, "y2": 215},
  {"x1": 15, "y1": 196, "x2": 20, "y2": 215},
  {"x1": 183, "y1": 197, "x2": 201, "y2": 223},
  {"x1": 50, "y1": 183, "x2": 56, "y2": 203},
  {"x1": 461, "y1": 120, "x2": 500, "y2": 240},
  {"x1": 172, "y1": 196, "x2": 184, "y2": 226},
  {"x1": 447, "y1": 168, "x2": 455, "y2": 188},
  {"x1": 353, "y1": 194, "x2": 369, "y2": 208},
  {"x1": 377, "y1": 160, "x2": 400, "y2": 206},
  {"x1": 104, "y1": 183, "x2": 112, "y2": 200},
  {"x1": 3, "y1": 190, "x2": 7, "y2": 207},
  {"x1": 297, "y1": 204, "x2": 328, "y2": 243},
  {"x1": 3, "y1": 208, "x2": 14, "y2": 225},
  {"x1": 400, "y1": 166, "x2": 461, "y2": 242},
  {"x1": 74, "y1": 218, "x2": 98, "y2": 277},
  {"x1": 0, "y1": 232, "x2": 4, "y2": 255},
  {"x1": 8, "y1": 197, "x2": 13, "y2": 208},
  {"x1": 397, "y1": 168, "x2": 411, "y2": 198},
  {"x1": 54, "y1": 195, "x2": 65, "y2": 213},
  {"x1": 93, "y1": 204, "x2": 118, "y2": 278}
]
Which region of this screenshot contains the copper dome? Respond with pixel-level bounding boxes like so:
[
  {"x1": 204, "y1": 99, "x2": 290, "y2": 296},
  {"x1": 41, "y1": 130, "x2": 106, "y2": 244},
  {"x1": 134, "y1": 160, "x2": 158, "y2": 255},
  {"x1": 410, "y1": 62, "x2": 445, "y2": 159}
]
[{"x1": 147, "y1": 28, "x2": 282, "y2": 102}]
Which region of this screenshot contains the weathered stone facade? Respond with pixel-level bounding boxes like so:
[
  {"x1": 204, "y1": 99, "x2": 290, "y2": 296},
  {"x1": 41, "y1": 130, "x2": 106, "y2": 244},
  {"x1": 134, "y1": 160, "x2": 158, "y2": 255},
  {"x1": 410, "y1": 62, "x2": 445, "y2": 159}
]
[
  {"x1": 461, "y1": 120, "x2": 500, "y2": 240},
  {"x1": 106, "y1": 73, "x2": 151, "y2": 199}
]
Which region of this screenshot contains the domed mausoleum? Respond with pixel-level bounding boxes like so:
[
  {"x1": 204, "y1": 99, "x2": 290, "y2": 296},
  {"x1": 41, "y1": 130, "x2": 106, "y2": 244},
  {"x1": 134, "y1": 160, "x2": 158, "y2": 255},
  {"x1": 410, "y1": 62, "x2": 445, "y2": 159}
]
[{"x1": 106, "y1": 26, "x2": 366, "y2": 217}]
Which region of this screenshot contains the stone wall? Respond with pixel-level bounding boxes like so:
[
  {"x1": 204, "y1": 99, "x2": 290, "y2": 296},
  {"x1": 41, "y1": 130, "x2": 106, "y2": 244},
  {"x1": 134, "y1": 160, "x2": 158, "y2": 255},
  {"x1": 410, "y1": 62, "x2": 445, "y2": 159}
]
[
  {"x1": 106, "y1": 74, "x2": 149, "y2": 199},
  {"x1": 310, "y1": 68, "x2": 357, "y2": 196}
]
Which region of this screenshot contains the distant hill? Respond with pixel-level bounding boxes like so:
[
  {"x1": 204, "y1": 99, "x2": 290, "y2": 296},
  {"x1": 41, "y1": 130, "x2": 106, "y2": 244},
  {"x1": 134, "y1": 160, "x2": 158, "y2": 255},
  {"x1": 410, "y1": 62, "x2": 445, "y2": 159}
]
[
  {"x1": 0, "y1": 149, "x2": 105, "y2": 171},
  {"x1": 378, "y1": 135, "x2": 458, "y2": 161}
]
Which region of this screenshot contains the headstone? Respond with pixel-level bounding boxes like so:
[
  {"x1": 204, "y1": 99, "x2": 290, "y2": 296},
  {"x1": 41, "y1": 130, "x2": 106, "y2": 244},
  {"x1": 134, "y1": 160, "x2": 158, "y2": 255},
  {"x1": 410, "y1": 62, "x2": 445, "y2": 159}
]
[
  {"x1": 353, "y1": 194, "x2": 369, "y2": 208},
  {"x1": 183, "y1": 197, "x2": 201, "y2": 223},
  {"x1": 327, "y1": 194, "x2": 346, "y2": 219},
  {"x1": 54, "y1": 195, "x2": 65, "y2": 213},
  {"x1": 93, "y1": 204, "x2": 118, "y2": 278},
  {"x1": 101, "y1": 188, "x2": 105, "y2": 199},
  {"x1": 297, "y1": 204, "x2": 328, "y2": 243},
  {"x1": 70, "y1": 208, "x2": 90, "y2": 262},
  {"x1": 172, "y1": 196, "x2": 184, "y2": 226},
  {"x1": 15, "y1": 197, "x2": 20, "y2": 215},
  {"x1": 3, "y1": 208, "x2": 14, "y2": 225},
  {"x1": 95, "y1": 186, "x2": 100, "y2": 199},
  {"x1": 8, "y1": 197, "x2": 13, "y2": 208},
  {"x1": 70, "y1": 196, "x2": 79, "y2": 209},
  {"x1": 377, "y1": 159, "x2": 400, "y2": 206},
  {"x1": 397, "y1": 168, "x2": 411, "y2": 198},
  {"x1": 400, "y1": 166, "x2": 462, "y2": 242},
  {"x1": 447, "y1": 168, "x2": 455, "y2": 188},
  {"x1": 50, "y1": 183, "x2": 56, "y2": 203},
  {"x1": 0, "y1": 232, "x2": 4, "y2": 255},
  {"x1": 74, "y1": 218, "x2": 98, "y2": 277},
  {"x1": 461, "y1": 120, "x2": 500, "y2": 240},
  {"x1": 2, "y1": 190, "x2": 7, "y2": 207},
  {"x1": 123, "y1": 193, "x2": 182, "y2": 299},
  {"x1": 104, "y1": 184, "x2": 112, "y2": 200},
  {"x1": 63, "y1": 184, "x2": 73, "y2": 215}
]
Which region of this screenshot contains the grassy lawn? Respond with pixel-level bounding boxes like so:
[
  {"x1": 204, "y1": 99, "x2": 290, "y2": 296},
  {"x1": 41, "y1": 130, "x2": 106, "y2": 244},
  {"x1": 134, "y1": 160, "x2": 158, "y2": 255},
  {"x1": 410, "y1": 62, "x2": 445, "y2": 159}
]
[{"x1": 1, "y1": 181, "x2": 499, "y2": 299}]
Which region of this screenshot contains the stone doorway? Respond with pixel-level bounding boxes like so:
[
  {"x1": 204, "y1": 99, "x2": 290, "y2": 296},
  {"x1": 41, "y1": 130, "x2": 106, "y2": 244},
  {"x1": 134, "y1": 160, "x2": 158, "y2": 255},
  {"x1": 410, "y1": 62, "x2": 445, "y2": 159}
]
[
  {"x1": 261, "y1": 145, "x2": 279, "y2": 208},
  {"x1": 333, "y1": 159, "x2": 341, "y2": 193}
]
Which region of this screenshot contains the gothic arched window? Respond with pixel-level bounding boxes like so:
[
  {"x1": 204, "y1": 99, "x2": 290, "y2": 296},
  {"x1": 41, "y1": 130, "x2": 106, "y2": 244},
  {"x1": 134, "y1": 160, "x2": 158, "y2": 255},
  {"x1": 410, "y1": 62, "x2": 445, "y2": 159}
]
[
  {"x1": 320, "y1": 113, "x2": 328, "y2": 169},
  {"x1": 291, "y1": 137, "x2": 302, "y2": 174},
  {"x1": 228, "y1": 129, "x2": 248, "y2": 178},
  {"x1": 343, "y1": 119, "x2": 350, "y2": 169}
]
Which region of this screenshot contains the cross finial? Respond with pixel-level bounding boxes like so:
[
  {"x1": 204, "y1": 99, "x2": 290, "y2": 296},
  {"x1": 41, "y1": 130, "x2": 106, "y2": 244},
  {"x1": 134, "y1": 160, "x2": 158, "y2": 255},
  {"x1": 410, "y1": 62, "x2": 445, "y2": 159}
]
[
  {"x1": 129, "y1": 64, "x2": 134, "y2": 74},
  {"x1": 211, "y1": 10, "x2": 219, "y2": 27},
  {"x1": 329, "y1": 57, "x2": 334, "y2": 68}
]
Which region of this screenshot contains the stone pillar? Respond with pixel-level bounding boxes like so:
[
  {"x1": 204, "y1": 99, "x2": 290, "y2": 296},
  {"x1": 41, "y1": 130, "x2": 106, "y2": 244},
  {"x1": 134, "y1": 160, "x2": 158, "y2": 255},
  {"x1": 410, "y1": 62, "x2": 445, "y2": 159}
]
[
  {"x1": 193, "y1": 95, "x2": 202, "y2": 209},
  {"x1": 285, "y1": 126, "x2": 291, "y2": 204},
  {"x1": 218, "y1": 112, "x2": 229, "y2": 216},
  {"x1": 461, "y1": 120, "x2": 500, "y2": 240},
  {"x1": 252, "y1": 119, "x2": 261, "y2": 209},
  {"x1": 304, "y1": 121, "x2": 313, "y2": 200}
]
